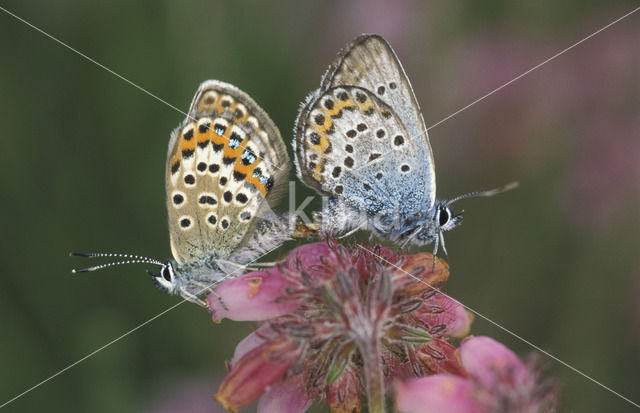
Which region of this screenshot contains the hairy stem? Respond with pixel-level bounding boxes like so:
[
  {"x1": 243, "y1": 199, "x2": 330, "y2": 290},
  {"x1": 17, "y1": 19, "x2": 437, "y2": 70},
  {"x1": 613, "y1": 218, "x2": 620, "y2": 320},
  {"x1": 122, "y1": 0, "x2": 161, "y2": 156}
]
[{"x1": 359, "y1": 332, "x2": 386, "y2": 413}]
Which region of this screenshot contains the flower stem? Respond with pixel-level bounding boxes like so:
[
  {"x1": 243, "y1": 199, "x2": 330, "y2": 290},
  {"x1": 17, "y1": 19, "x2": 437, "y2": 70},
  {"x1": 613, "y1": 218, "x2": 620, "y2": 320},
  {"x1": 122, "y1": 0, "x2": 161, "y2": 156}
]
[{"x1": 359, "y1": 333, "x2": 386, "y2": 413}]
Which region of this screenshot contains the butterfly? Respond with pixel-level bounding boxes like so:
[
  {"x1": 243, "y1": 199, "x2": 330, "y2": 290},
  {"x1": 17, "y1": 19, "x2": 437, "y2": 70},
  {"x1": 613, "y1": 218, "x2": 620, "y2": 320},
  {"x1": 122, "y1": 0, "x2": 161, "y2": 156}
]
[
  {"x1": 293, "y1": 34, "x2": 516, "y2": 256},
  {"x1": 73, "y1": 80, "x2": 294, "y2": 306}
]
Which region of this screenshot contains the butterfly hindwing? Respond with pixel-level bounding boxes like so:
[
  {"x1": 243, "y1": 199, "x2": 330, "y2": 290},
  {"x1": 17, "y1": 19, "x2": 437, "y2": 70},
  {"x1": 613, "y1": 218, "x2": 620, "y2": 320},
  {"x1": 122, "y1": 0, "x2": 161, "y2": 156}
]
[
  {"x1": 295, "y1": 86, "x2": 433, "y2": 220},
  {"x1": 320, "y1": 34, "x2": 436, "y2": 207},
  {"x1": 166, "y1": 80, "x2": 289, "y2": 266}
]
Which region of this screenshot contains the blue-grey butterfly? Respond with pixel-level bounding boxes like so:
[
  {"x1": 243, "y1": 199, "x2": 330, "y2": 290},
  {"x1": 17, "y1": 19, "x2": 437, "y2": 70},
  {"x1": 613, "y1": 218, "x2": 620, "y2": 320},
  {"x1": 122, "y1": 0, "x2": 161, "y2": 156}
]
[
  {"x1": 294, "y1": 34, "x2": 516, "y2": 255},
  {"x1": 73, "y1": 80, "x2": 294, "y2": 306}
]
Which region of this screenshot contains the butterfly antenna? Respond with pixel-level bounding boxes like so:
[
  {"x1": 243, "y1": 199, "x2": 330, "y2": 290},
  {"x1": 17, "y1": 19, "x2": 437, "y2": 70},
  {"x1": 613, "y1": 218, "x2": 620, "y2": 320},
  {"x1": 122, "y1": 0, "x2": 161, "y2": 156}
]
[
  {"x1": 69, "y1": 252, "x2": 163, "y2": 273},
  {"x1": 448, "y1": 181, "x2": 519, "y2": 205}
]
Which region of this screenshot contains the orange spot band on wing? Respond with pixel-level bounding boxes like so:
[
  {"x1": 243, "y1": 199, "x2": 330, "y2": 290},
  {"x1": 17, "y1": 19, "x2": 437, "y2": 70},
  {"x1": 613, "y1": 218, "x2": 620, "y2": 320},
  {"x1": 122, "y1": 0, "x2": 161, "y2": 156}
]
[
  {"x1": 179, "y1": 135, "x2": 196, "y2": 152},
  {"x1": 197, "y1": 123, "x2": 213, "y2": 145},
  {"x1": 308, "y1": 129, "x2": 331, "y2": 153},
  {"x1": 357, "y1": 100, "x2": 373, "y2": 113},
  {"x1": 331, "y1": 98, "x2": 356, "y2": 115}
]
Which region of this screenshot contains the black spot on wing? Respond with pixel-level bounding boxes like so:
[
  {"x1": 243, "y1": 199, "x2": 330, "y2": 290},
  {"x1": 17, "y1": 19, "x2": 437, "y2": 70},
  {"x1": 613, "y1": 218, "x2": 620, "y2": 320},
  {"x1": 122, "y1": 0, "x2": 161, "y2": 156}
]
[
  {"x1": 171, "y1": 160, "x2": 180, "y2": 174},
  {"x1": 236, "y1": 193, "x2": 248, "y2": 204},
  {"x1": 184, "y1": 174, "x2": 195, "y2": 185},
  {"x1": 199, "y1": 122, "x2": 211, "y2": 133},
  {"x1": 265, "y1": 177, "x2": 274, "y2": 192}
]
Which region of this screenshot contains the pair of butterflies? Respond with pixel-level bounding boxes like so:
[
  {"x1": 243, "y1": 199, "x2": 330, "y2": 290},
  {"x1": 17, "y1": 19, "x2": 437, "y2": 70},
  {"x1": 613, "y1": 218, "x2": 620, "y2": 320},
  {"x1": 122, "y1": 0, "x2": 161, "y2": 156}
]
[{"x1": 73, "y1": 34, "x2": 515, "y2": 305}]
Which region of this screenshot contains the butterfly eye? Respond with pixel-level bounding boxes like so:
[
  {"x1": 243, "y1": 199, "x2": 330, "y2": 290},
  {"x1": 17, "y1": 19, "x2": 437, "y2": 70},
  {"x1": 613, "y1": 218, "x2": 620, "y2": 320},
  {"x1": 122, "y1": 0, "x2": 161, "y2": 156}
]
[
  {"x1": 161, "y1": 266, "x2": 173, "y2": 282},
  {"x1": 438, "y1": 207, "x2": 451, "y2": 227}
]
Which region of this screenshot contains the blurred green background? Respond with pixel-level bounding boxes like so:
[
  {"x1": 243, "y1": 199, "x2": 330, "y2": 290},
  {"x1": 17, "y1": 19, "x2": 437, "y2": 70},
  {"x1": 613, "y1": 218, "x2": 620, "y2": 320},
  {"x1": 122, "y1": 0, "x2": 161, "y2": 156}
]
[{"x1": 1, "y1": 1, "x2": 638, "y2": 412}]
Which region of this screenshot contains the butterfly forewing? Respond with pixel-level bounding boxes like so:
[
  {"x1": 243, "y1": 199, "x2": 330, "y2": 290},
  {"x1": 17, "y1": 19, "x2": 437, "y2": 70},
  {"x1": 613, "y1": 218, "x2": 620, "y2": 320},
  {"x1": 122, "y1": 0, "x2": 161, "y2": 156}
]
[
  {"x1": 295, "y1": 86, "x2": 433, "y2": 219},
  {"x1": 319, "y1": 34, "x2": 436, "y2": 207},
  {"x1": 166, "y1": 80, "x2": 289, "y2": 266}
]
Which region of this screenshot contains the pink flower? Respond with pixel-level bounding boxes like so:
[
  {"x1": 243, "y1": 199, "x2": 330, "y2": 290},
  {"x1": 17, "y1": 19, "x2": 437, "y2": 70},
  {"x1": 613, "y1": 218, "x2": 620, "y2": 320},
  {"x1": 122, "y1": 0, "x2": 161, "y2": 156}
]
[
  {"x1": 212, "y1": 241, "x2": 473, "y2": 412},
  {"x1": 214, "y1": 337, "x2": 300, "y2": 412},
  {"x1": 395, "y1": 375, "x2": 480, "y2": 413},
  {"x1": 206, "y1": 243, "x2": 333, "y2": 322},
  {"x1": 395, "y1": 336, "x2": 556, "y2": 413},
  {"x1": 409, "y1": 292, "x2": 473, "y2": 338}
]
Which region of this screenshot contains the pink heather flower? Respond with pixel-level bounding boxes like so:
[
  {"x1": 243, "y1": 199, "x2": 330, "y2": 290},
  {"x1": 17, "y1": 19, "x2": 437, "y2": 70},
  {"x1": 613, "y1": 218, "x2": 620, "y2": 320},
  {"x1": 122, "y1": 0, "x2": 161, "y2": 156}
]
[
  {"x1": 211, "y1": 240, "x2": 473, "y2": 412},
  {"x1": 395, "y1": 336, "x2": 556, "y2": 413},
  {"x1": 206, "y1": 243, "x2": 333, "y2": 322}
]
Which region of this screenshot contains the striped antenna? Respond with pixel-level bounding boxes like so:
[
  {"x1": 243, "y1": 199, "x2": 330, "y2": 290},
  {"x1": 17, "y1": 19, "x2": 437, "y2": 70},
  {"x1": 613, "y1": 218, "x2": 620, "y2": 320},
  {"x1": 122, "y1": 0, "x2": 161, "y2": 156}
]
[
  {"x1": 70, "y1": 252, "x2": 164, "y2": 273},
  {"x1": 448, "y1": 181, "x2": 519, "y2": 205}
]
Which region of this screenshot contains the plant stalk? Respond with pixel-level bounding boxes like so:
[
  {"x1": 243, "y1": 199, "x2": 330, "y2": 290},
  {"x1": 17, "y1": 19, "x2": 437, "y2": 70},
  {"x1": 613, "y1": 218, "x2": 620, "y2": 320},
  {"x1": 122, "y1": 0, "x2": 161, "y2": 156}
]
[{"x1": 359, "y1": 332, "x2": 386, "y2": 413}]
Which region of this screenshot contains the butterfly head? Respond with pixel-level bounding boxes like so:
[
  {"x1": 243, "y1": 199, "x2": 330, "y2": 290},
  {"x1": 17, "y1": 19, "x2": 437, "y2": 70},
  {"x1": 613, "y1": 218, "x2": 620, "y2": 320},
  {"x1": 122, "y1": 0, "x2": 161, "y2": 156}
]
[
  {"x1": 147, "y1": 260, "x2": 181, "y2": 294},
  {"x1": 434, "y1": 202, "x2": 463, "y2": 233},
  {"x1": 405, "y1": 201, "x2": 462, "y2": 248}
]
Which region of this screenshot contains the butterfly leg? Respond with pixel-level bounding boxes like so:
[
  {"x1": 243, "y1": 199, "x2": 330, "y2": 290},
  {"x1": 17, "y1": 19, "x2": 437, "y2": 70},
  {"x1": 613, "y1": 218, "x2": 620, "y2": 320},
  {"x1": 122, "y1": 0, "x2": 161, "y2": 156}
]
[
  {"x1": 187, "y1": 280, "x2": 231, "y2": 311},
  {"x1": 400, "y1": 226, "x2": 424, "y2": 248},
  {"x1": 337, "y1": 225, "x2": 362, "y2": 239},
  {"x1": 215, "y1": 259, "x2": 247, "y2": 274},
  {"x1": 431, "y1": 234, "x2": 440, "y2": 270},
  {"x1": 179, "y1": 287, "x2": 208, "y2": 308},
  {"x1": 207, "y1": 287, "x2": 229, "y2": 312},
  {"x1": 250, "y1": 261, "x2": 277, "y2": 268}
]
